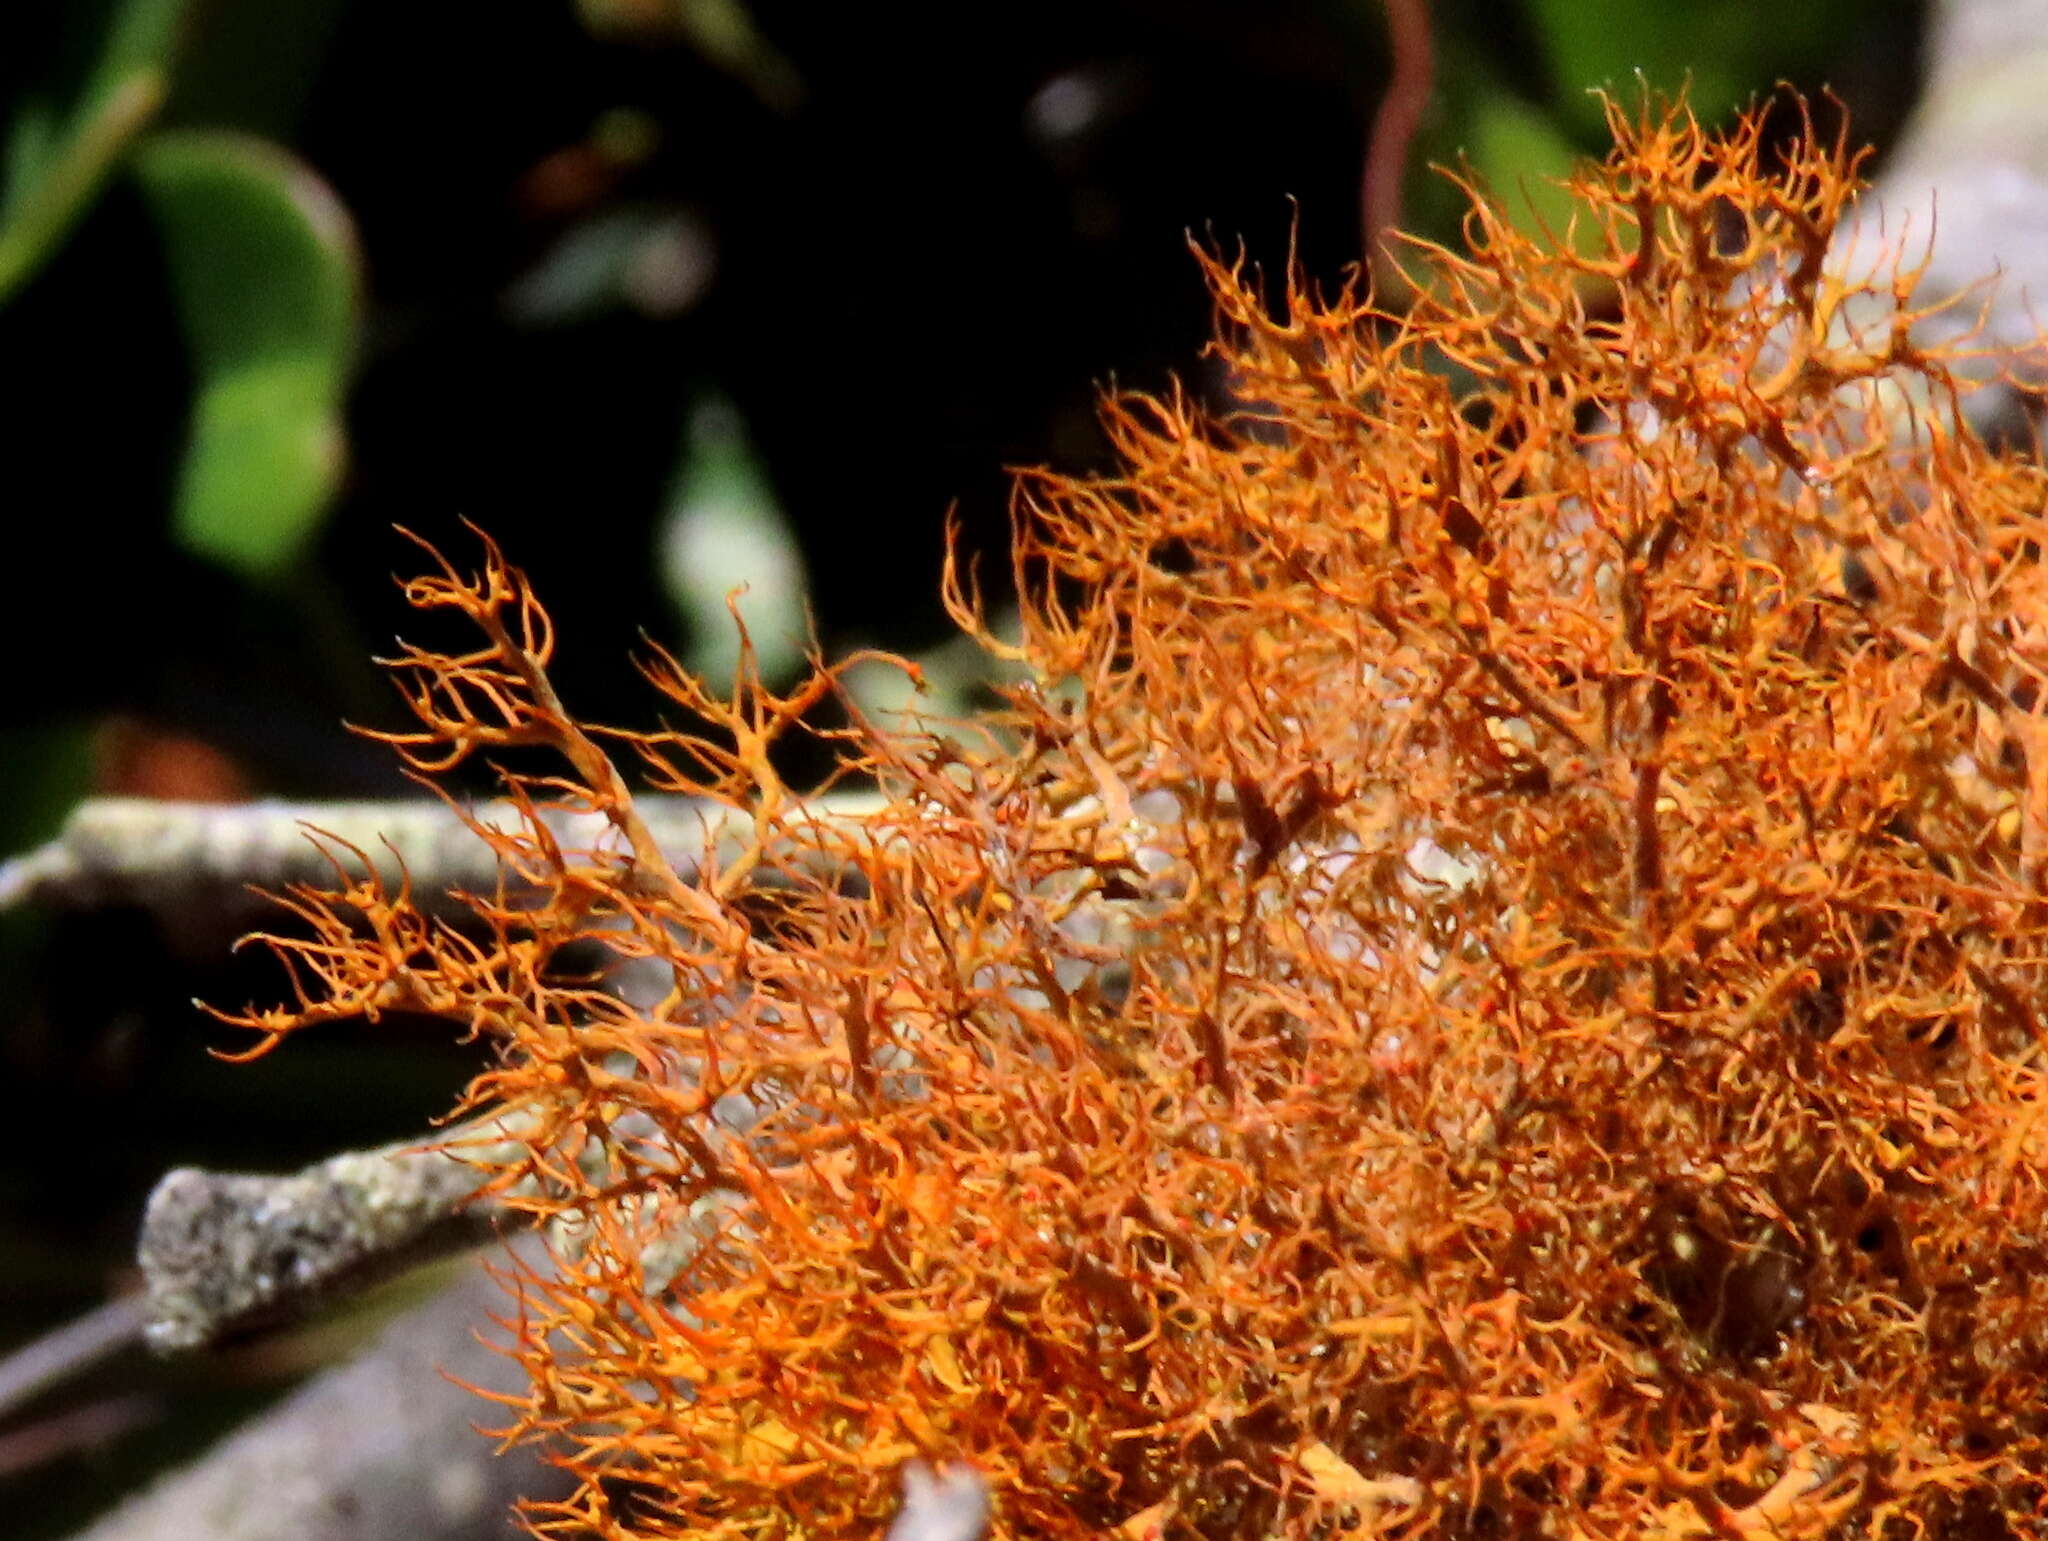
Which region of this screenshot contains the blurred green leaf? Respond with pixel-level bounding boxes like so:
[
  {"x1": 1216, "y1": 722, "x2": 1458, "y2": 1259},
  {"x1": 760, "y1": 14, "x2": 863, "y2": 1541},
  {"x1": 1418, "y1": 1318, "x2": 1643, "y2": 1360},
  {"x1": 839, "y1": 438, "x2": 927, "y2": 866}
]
[
  {"x1": 1521, "y1": 0, "x2": 1837, "y2": 138},
  {"x1": 1463, "y1": 88, "x2": 1587, "y2": 246},
  {"x1": 0, "y1": 0, "x2": 192, "y2": 302},
  {"x1": 135, "y1": 131, "x2": 360, "y2": 578},
  {"x1": 658, "y1": 396, "x2": 809, "y2": 687},
  {"x1": 1408, "y1": 68, "x2": 1590, "y2": 266}
]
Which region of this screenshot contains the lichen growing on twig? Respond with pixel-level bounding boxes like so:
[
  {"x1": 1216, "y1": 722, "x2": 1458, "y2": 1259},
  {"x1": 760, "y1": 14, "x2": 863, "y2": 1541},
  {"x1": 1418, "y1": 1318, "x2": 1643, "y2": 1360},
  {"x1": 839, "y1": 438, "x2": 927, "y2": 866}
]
[{"x1": 221, "y1": 98, "x2": 2048, "y2": 1539}]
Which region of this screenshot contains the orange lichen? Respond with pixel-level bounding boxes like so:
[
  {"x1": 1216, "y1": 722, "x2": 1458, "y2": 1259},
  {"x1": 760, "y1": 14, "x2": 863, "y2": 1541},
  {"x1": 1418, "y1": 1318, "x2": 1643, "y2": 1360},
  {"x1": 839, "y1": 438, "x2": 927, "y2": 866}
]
[{"x1": 224, "y1": 98, "x2": 2048, "y2": 1538}]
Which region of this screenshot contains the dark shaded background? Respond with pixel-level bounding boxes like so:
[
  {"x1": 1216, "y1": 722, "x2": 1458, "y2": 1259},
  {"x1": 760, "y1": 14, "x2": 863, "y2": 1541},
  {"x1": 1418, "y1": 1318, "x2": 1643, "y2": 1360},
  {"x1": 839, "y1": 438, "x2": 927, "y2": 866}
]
[{"x1": 0, "y1": 1, "x2": 1928, "y2": 1532}]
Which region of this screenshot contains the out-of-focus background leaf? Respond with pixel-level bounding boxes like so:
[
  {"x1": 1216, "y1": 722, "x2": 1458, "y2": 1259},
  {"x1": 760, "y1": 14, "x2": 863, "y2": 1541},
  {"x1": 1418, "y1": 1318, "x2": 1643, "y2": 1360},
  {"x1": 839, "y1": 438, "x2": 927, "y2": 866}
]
[
  {"x1": 0, "y1": 1, "x2": 1946, "y2": 1533},
  {"x1": 1524, "y1": 0, "x2": 1843, "y2": 138},
  {"x1": 136, "y1": 132, "x2": 359, "y2": 577}
]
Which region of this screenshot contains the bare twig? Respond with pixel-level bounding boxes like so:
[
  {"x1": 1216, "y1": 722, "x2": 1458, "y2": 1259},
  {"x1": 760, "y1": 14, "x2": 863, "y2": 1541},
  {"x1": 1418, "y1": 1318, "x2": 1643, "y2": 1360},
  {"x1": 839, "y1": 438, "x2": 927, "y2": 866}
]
[
  {"x1": 0, "y1": 1393, "x2": 161, "y2": 1480},
  {"x1": 1362, "y1": 0, "x2": 1436, "y2": 294}
]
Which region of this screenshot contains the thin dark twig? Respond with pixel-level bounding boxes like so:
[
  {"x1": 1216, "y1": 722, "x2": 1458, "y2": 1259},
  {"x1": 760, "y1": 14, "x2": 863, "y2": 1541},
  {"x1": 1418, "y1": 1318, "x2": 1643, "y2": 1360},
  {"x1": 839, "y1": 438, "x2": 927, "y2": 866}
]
[
  {"x1": 1362, "y1": 0, "x2": 1436, "y2": 293},
  {"x1": 0, "y1": 1393, "x2": 160, "y2": 1479}
]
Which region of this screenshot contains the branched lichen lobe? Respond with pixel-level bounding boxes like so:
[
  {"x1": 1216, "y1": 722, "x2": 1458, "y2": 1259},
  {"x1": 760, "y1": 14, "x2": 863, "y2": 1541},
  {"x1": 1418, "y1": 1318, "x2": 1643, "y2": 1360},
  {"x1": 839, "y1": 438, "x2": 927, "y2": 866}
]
[{"x1": 225, "y1": 99, "x2": 2048, "y2": 1539}]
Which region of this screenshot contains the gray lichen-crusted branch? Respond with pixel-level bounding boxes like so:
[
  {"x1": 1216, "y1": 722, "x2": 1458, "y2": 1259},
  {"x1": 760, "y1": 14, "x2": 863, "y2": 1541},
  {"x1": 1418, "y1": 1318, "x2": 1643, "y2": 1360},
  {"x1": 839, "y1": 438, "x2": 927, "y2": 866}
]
[
  {"x1": 0, "y1": 791, "x2": 874, "y2": 918},
  {"x1": 137, "y1": 1117, "x2": 529, "y2": 1353}
]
